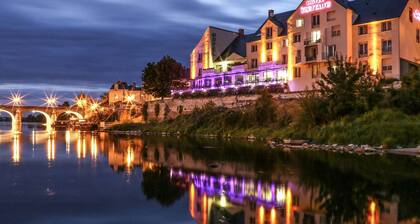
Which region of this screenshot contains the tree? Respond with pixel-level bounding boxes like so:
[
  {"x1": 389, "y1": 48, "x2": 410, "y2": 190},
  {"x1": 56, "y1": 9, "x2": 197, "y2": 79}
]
[
  {"x1": 316, "y1": 59, "x2": 384, "y2": 121},
  {"x1": 254, "y1": 90, "x2": 277, "y2": 126},
  {"x1": 142, "y1": 56, "x2": 188, "y2": 99},
  {"x1": 390, "y1": 70, "x2": 420, "y2": 114}
]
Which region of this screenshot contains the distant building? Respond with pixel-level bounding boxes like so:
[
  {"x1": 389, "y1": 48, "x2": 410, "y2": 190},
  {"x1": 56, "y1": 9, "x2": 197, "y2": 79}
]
[
  {"x1": 181, "y1": 0, "x2": 420, "y2": 94},
  {"x1": 108, "y1": 81, "x2": 154, "y2": 105}
]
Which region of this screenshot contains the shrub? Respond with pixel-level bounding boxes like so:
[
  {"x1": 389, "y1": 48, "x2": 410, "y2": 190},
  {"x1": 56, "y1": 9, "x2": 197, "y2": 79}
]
[
  {"x1": 254, "y1": 91, "x2": 277, "y2": 126},
  {"x1": 389, "y1": 71, "x2": 420, "y2": 114}
]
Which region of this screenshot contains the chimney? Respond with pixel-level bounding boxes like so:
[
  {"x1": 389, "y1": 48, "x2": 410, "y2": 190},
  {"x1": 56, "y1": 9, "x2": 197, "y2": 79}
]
[
  {"x1": 268, "y1": 9, "x2": 275, "y2": 18},
  {"x1": 238, "y1": 28, "x2": 245, "y2": 37}
]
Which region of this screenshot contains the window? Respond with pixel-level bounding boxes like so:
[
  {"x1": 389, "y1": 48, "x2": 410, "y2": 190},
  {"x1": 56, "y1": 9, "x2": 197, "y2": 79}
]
[
  {"x1": 282, "y1": 54, "x2": 288, "y2": 64},
  {"x1": 198, "y1": 53, "x2": 203, "y2": 63},
  {"x1": 416, "y1": 29, "x2": 420, "y2": 43},
  {"x1": 409, "y1": 8, "x2": 413, "y2": 23},
  {"x1": 359, "y1": 25, "x2": 368, "y2": 35},
  {"x1": 251, "y1": 59, "x2": 258, "y2": 68},
  {"x1": 282, "y1": 39, "x2": 288, "y2": 47},
  {"x1": 266, "y1": 42, "x2": 273, "y2": 50},
  {"x1": 332, "y1": 25, "x2": 341, "y2": 37},
  {"x1": 296, "y1": 18, "x2": 304, "y2": 28},
  {"x1": 266, "y1": 27, "x2": 273, "y2": 39},
  {"x1": 251, "y1": 45, "x2": 258, "y2": 52},
  {"x1": 382, "y1": 65, "x2": 393, "y2": 73},
  {"x1": 267, "y1": 55, "x2": 272, "y2": 62},
  {"x1": 293, "y1": 33, "x2": 301, "y2": 43},
  {"x1": 311, "y1": 30, "x2": 321, "y2": 43},
  {"x1": 311, "y1": 64, "x2": 320, "y2": 78},
  {"x1": 312, "y1": 14, "x2": 320, "y2": 27},
  {"x1": 327, "y1": 11, "x2": 336, "y2": 21},
  {"x1": 296, "y1": 50, "x2": 302, "y2": 63},
  {"x1": 381, "y1": 21, "x2": 392, "y2": 32},
  {"x1": 382, "y1": 40, "x2": 392, "y2": 54},
  {"x1": 327, "y1": 45, "x2": 336, "y2": 57},
  {"x1": 294, "y1": 67, "x2": 302, "y2": 78},
  {"x1": 358, "y1": 43, "x2": 368, "y2": 57}
]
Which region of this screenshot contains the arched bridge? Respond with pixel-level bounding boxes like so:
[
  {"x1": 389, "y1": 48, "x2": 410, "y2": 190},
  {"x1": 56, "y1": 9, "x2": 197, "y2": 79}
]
[{"x1": 0, "y1": 105, "x2": 85, "y2": 133}]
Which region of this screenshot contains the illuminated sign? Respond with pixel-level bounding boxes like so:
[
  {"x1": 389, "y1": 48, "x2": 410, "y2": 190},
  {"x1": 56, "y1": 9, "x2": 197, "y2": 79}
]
[
  {"x1": 414, "y1": 9, "x2": 420, "y2": 22},
  {"x1": 300, "y1": 0, "x2": 332, "y2": 15}
]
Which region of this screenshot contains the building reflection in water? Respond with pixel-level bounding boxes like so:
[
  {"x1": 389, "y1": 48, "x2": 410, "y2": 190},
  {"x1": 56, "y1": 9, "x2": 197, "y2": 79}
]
[
  {"x1": 91, "y1": 135, "x2": 98, "y2": 161},
  {"x1": 47, "y1": 135, "x2": 56, "y2": 161},
  {"x1": 12, "y1": 134, "x2": 20, "y2": 164},
  {"x1": 65, "y1": 130, "x2": 71, "y2": 154}
]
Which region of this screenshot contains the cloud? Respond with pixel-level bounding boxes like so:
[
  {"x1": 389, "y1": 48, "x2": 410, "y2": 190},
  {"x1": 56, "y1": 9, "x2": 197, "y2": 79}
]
[{"x1": 0, "y1": 0, "x2": 299, "y2": 104}]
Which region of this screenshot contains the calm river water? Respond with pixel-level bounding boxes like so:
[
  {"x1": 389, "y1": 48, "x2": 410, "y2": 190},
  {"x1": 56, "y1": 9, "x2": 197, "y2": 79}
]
[{"x1": 0, "y1": 123, "x2": 419, "y2": 224}]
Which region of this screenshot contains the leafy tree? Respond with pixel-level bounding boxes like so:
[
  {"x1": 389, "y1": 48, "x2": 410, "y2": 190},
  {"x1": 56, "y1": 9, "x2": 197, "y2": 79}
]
[
  {"x1": 141, "y1": 166, "x2": 186, "y2": 207},
  {"x1": 142, "y1": 56, "x2": 188, "y2": 99},
  {"x1": 141, "y1": 102, "x2": 149, "y2": 122},
  {"x1": 61, "y1": 101, "x2": 70, "y2": 107},
  {"x1": 316, "y1": 59, "x2": 384, "y2": 121},
  {"x1": 390, "y1": 70, "x2": 420, "y2": 114},
  {"x1": 254, "y1": 90, "x2": 277, "y2": 125}
]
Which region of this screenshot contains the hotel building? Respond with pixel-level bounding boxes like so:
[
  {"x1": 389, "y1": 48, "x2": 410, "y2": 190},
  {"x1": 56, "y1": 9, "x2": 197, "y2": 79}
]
[{"x1": 186, "y1": 0, "x2": 420, "y2": 93}]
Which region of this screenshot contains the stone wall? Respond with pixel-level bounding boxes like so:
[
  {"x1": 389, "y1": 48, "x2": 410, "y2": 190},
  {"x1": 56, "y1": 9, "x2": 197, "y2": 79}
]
[{"x1": 144, "y1": 92, "x2": 300, "y2": 121}]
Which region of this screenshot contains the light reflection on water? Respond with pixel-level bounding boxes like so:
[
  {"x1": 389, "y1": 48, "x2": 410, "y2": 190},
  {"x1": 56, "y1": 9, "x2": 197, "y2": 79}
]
[{"x1": 0, "y1": 124, "x2": 419, "y2": 223}]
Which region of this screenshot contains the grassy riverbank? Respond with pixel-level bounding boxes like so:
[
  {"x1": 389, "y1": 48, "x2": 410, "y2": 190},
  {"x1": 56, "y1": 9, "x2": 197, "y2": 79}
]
[{"x1": 111, "y1": 62, "x2": 420, "y2": 148}]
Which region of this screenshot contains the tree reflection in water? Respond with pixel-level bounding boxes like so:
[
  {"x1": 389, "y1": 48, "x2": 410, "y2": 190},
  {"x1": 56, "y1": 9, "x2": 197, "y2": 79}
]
[
  {"x1": 141, "y1": 166, "x2": 186, "y2": 207},
  {"x1": 103, "y1": 134, "x2": 420, "y2": 223}
]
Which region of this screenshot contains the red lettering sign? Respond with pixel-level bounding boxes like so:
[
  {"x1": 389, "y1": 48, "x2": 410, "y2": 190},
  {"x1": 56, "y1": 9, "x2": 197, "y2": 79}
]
[{"x1": 300, "y1": 0, "x2": 332, "y2": 15}]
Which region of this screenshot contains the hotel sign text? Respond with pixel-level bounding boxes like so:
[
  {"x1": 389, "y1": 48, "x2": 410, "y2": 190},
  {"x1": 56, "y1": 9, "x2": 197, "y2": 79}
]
[{"x1": 300, "y1": 0, "x2": 332, "y2": 15}]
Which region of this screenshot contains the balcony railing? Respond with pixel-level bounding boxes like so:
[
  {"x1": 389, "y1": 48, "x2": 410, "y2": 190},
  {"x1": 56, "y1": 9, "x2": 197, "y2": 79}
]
[
  {"x1": 306, "y1": 56, "x2": 317, "y2": 62},
  {"x1": 296, "y1": 56, "x2": 302, "y2": 63},
  {"x1": 304, "y1": 38, "x2": 321, "y2": 46}
]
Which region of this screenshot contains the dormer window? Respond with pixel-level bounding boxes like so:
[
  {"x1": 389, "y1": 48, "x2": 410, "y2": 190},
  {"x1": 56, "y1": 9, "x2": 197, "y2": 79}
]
[{"x1": 266, "y1": 27, "x2": 273, "y2": 39}]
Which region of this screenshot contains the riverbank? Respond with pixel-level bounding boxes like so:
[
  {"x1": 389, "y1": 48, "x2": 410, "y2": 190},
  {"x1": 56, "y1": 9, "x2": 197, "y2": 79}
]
[{"x1": 109, "y1": 105, "x2": 420, "y2": 148}]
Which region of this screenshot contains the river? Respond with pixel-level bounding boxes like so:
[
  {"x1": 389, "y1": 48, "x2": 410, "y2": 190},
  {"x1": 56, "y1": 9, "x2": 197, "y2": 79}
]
[{"x1": 0, "y1": 123, "x2": 419, "y2": 223}]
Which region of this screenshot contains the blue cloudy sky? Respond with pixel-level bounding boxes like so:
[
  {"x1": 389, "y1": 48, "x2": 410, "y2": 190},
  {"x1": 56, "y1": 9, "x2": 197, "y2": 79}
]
[{"x1": 0, "y1": 0, "x2": 297, "y2": 104}]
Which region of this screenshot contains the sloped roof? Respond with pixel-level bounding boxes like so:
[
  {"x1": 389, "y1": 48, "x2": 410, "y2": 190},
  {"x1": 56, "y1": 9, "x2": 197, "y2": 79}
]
[
  {"x1": 346, "y1": 0, "x2": 409, "y2": 24},
  {"x1": 215, "y1": 34, "x2": 256, "y2": 62}
]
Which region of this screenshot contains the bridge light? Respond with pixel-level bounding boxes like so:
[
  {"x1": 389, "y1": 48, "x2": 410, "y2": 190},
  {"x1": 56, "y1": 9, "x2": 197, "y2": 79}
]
[
  {"x1": 8, "y1": 91, "x2": 24, "y2": 107},
  {"x1": 43, "y1": 93, "x2": 59, "y2": 108},
  {"x1": 89, "y1": 102, "x2": 100, "y2": 112}
]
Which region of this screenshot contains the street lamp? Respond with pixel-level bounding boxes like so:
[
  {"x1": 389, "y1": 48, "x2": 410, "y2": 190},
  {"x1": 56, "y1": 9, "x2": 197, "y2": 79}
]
[{"x1": 8, "y1": 91, "x2": 24, "y2": 107}]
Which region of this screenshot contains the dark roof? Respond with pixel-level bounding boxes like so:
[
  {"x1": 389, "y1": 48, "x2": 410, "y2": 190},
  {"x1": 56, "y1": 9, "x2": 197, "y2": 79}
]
[
  {"x1": 346, "y1": 0, "x2": 409, "y2": 24},
  {"x1": 271, "y1": 10, "x2": 295, "y2": 35},
  {"x1": 249, "y1": 10, "x2": 295, "y2": 43},
  {"x1": 215, "y1": 34, "x2": 256, "y2": 62}
]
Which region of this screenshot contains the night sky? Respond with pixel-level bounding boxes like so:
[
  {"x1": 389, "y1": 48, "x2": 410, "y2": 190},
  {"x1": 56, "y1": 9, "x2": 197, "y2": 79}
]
[{"x1": 0, "y1": 0, "x2": 297, "y2": 104}]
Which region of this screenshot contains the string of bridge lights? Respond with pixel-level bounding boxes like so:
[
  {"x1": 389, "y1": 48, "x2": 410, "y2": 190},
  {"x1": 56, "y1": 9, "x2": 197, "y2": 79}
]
[{"x1": 3, "y1": 91, "x2": 138, "y2": 109}]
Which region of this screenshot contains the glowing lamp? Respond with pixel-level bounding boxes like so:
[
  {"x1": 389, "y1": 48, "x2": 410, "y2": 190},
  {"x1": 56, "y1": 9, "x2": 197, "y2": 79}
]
[
  {"x1": 300, "y1": 0, "x2": 332, "y2": 15},
  {"x1": 414, "y1": 10, "x2": 420, "y2": 22}
]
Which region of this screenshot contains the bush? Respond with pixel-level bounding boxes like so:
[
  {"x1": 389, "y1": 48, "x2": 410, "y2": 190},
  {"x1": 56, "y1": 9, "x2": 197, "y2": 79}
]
[
  {"x1": 389, "y1": 71, "x2": 420, "y2": 114},
  {"x1": 310, "y1": 109, "x2": 420, "y2": 147}
]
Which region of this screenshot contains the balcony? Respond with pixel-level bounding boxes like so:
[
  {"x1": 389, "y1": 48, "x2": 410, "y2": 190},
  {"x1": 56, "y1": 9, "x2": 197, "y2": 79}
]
[
  {"x1": 304, "y1": 38, "x2": 321, "y2": 46},
  {"x1": 306, "y1": 56, "x2": 317, "y2": 62}
]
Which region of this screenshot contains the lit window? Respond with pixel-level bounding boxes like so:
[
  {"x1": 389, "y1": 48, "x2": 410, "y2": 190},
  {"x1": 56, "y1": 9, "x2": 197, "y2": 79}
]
[
  {"x1": 282, "y1": 39, "x2": 288, "y2": 47},
  {"x1": 327, "y1": 45, "x2": 336, "y2": 58},
  {"x1": 296, "y1": 18, "x2": 304, "y2": 28},
  {"x1": 311, "y1": 31, "x2": 321, "y2": 43}
]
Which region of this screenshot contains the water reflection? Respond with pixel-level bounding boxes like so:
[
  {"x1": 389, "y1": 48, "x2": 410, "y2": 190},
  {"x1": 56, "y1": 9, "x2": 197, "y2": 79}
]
[{"x1": 0, "y1": 128, "x2": 419, "y2": 223}]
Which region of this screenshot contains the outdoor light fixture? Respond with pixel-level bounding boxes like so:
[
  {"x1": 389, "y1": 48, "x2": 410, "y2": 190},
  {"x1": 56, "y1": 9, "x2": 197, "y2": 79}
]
[{"x1": 8, "y1": 91, "x2": 24, "y2": 107}]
